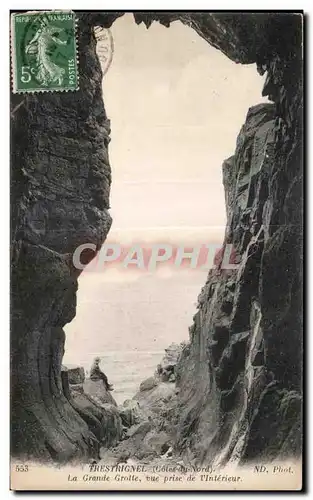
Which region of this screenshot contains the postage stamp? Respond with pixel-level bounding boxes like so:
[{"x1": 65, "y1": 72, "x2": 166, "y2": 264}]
[{"x1": 11, "y1": 10, "x2": 78, "y2": 93}]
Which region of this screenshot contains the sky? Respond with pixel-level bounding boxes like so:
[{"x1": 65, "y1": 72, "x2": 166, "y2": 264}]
[
  {"x1": 63, "y1": 14, "x2": 267, "y2": 398},
  {"x1": 102, "y1": 14, "x2": 267, "y2": 237}
]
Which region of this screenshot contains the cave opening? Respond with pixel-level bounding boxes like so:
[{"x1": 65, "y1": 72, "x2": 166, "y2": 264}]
[{"x1": 63, "y1": 13, "x2": 267, "y2": 404}]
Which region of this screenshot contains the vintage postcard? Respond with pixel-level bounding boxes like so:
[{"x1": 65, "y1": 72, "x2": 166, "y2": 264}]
[{"x1": 10, "y1": 10, "x2": 303, "y2": 491}]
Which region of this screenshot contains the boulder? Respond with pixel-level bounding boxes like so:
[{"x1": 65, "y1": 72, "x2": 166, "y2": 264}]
[
  {"x1": 156, "y1": 343, "x2": 184, "y2": 381},
  {"x1": 63, "y1": 365, "x2": 85, "y2": 384},
  {"x1": 143, "y1": 430, "x2": 171, "y2": 455},
  {"x1": 118, "y1": 400, "x2": 141, "y2": 428},
  {"x1": 83, "y1": 378, "x2": 117, "y2": 407},
  {"x1": 161, "y1": 343, "x2": 183, "y2": 370},
  {"x1": 70, "y1": 386, "x2": 122, "y2": 448},
  {"x1": 139, "y1": 376, "x2": 158, "y2": 392},
  {"x1": 126, "y1": 420, "x2": 152, "y2": 439},
  {"x1": 134, "y1": 382, "x2": 176, "y2": 407},
  {"x1": 70, "y1": 383, "x2": 84, "y2": 394}
]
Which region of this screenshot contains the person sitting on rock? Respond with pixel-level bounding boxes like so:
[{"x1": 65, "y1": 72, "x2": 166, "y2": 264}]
[{"x1": 90, "y1": 357, "x2": 114, "y2": 391}]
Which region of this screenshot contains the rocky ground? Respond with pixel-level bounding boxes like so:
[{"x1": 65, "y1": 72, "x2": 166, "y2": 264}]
[{"x1": 63, "y1": 343, "x2": 186, "y2": 465}]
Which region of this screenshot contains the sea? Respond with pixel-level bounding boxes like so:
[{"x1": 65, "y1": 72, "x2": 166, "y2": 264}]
[{"x1": 63, "y1": 269, "x2": 207, "y2": 404}]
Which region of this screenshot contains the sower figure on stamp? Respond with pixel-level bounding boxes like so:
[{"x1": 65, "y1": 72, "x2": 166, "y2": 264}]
[{"x1": 90, "y1": 357, "x2": 114, "y2": 391}]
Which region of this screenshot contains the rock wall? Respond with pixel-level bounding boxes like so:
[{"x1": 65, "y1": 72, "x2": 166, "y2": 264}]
[
  {"x1": 11, "y1": 12, "x2": 303, "y2": 463},
  {"x1": 174, "y1": 34, "x2": 303, "y2": 464},
  {"x1": 11, "y1": 17, "x2": 115, "y2": 462}
]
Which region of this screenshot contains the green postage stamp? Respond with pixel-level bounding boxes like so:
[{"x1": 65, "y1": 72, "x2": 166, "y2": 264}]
[{"x1": 11, "y1": 11, "x2": 78, "y2": 93}]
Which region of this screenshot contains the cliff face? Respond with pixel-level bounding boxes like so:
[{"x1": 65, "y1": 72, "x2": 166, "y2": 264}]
[
  {"x1": 11, "y1": 21, "x2": 114, "y2": 462},
  {"x1": 174, "y1": 51, "x2": 303, "y2": 464},
  {"x1": 11, "y1": 12, "x2": 303, "y2": 463}
]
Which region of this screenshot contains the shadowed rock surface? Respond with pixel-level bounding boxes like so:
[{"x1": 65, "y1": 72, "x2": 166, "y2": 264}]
[
  {"x1": 99, "y1": 347, "x2": 181, "y2": 464},
  {"x1": 63, "y1": 370, "x2": 123, "y2": 451},
  {"x1": 64, "y1": 365, "x2": 85, "y2": 385},
  {"x1": 11, "y1": 12, "x2": 303, "y2": 463},
  {"x1": 172, "y1": 65, "x2": 303, "y2": 464},
  {"x1": 11, "y1": 19, "x2": 113, "y2": 462},
  {"x1": 83, "y1": 379, "x2": 117, "y2": 407}
]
